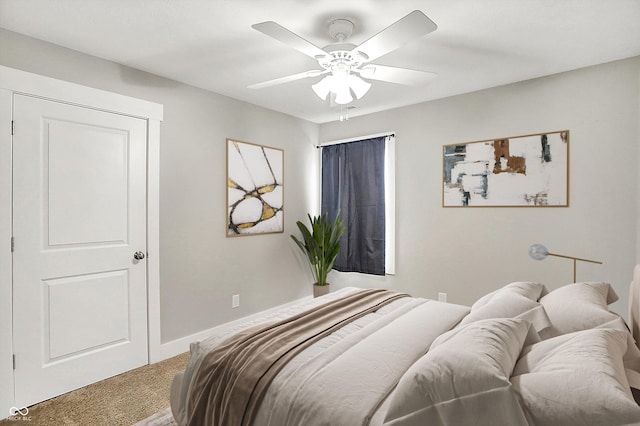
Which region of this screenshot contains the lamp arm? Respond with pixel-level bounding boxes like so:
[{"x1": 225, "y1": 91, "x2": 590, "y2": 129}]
[{"x1": 547, "y1": 252, "x2": 603, "y2": 265}]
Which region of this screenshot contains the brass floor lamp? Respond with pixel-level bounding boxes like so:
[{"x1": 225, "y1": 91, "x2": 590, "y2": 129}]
[{"x1": 528, "y1": 243, "x2": 602, "y2": 282}]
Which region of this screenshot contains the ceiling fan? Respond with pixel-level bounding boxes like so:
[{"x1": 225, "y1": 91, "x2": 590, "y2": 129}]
[{"x1": 248, "y1": 10, "x2": 438, "y2": 105}]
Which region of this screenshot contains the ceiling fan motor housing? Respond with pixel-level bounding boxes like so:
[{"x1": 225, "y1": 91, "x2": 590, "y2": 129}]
[
  {"x1": 320, "y1": 19, "x2": 370, "y2": 74},
  {"x1": 316, "y1": 48, "x2": 364, "y2": 74}
]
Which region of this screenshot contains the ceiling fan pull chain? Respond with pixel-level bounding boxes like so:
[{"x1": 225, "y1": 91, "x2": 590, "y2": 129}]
[{"x1": 339, "y1": 104, "x2": 349, "y2": 122}]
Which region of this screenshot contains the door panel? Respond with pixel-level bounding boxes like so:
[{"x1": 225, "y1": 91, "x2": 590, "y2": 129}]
[
  {"x1": 46, "y1": 119, "x2": 129, "y2": 246},
  {"x1": 46, "y1": 270, "x2": 130, "y2": 360},
  {"x1": 12, "y1": 94, "x2": 148, "y2": 407}
]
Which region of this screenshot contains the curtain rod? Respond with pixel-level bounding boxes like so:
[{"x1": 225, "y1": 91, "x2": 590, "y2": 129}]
[{"x1": 316, "y1": 131, "x2": 395, "y2": 148}]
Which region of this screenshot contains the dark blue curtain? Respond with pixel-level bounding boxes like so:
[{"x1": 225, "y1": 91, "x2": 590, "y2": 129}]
[{"x1": 321, "y1": 136, "x2": 386, "y2": 276}]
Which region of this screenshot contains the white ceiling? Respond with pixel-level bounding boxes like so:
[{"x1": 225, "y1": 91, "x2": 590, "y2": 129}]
[{"x1": 1, "y1": 0, "x2": 639, "y2": 123}]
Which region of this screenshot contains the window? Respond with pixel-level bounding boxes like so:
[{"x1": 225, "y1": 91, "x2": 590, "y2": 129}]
[{"x1": 320, "y1": 133, "x2": 395, "y2": 275}]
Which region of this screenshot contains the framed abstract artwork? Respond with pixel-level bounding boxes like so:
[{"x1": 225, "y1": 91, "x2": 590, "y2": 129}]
[
  {"x1": 227, "y1": 139, "x2": 284, "y2": 236},
  {"x1": 443, "y1": 130, "x2": 569, "y2": 207}
]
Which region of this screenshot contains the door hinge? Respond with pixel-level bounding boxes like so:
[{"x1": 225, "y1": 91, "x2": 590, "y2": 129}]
[
  {"x1": 11, "y1": 237, "x2": 14, "y2": 252},
  {"x1": 11, "y1": 120, "x2": 14, "y2": 136},
  {"x1": 12, "y1": 354, "x2": 15, "y2": 370}
]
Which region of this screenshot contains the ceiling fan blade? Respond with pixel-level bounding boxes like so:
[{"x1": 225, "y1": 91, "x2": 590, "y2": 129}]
[
  {"x1": 351, "y1": 10, "x2": 437, "y2": 62},
  {"x1": 252, "y1": 21, "x2": 328, "y2": 59},
  {"x1": 358, "y1": 64, "x2": 437, "y2": 85},
  {"x1": 247, "y1": 70, "x2": 326, "y2": 89}
]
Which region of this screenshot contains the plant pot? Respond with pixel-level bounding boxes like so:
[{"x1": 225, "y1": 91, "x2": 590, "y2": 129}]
[{"x1": 313, "y1": 284, "x2": 331, "y2": 298}]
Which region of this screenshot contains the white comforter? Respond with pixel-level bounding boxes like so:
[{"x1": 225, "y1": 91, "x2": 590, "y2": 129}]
[{"x1": 171, "y1": 287, "x2": 469, "y2": 426}]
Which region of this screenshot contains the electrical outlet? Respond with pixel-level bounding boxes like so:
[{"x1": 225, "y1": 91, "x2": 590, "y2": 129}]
[
  {"x1": 232, "y1": 294, "x2": 240, "y2": 308},
  {"x1": 438, "y1": 292, "x2": 447, "y2": 303}
]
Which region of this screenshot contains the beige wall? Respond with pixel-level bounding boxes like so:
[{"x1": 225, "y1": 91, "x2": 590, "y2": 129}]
[
  {"x1": 0, "y1": 29, "x2": 319, "y2": 343},
  {"x1": 320, "y1": 57, "x2": 640, "y2": 315}
]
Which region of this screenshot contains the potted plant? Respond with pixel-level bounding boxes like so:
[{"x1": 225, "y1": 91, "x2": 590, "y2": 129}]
[{"x1": 291, "y1": 213, "x2": 345, "y2": 297}]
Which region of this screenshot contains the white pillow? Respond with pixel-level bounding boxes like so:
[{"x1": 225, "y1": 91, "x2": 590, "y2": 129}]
[
  {"x1": 383, "y1": 318, "x2": 538, "y2": 426},
  {"x1": 511, "y1": 328, "x2": 640, "y2": 425},
  {"x1": 460, "y1": 288, "x2": 551, "y2": 333},
  {"x1": 539, "y1": 282, "x2": 627, "y2": 338},
  {"x1": 472, "y1": 281, "x2": 547, "y2": 310}
]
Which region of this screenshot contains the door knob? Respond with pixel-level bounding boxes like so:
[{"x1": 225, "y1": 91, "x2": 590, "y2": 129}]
[{"x1": 134, "y1": 251, "x2": 146, "y2": 260}]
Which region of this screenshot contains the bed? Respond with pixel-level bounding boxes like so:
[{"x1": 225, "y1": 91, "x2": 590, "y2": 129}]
[{"x1": 170, "y1": 278, "x2": 640, "y2": 426}]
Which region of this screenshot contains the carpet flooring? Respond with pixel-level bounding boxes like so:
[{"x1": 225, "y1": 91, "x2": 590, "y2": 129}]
[{"x1": 1, "y1": 352, "x2": 189, "y2": 426}]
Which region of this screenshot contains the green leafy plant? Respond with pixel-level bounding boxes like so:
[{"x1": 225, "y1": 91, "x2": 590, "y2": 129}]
[{"x1": 291, "y1": 213, "x2": 345, "y2": 286}]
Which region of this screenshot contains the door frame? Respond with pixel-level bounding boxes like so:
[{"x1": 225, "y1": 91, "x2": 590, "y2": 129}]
[{"x1": 0, "y1": 65, "x2": 163, "y2": 415}]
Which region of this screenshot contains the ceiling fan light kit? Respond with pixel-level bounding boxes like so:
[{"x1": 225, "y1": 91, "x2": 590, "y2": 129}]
[
  {"x1": 312, "y1": 72, "x2": 372, "y2": 105},
  {"x1": 249, "y1": 10, "x2": 438, "y2": 116}
]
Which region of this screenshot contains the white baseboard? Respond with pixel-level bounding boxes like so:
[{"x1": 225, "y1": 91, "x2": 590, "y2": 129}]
[{"x1": 150, "y1": 295, "x2": 312, "y2": 363}]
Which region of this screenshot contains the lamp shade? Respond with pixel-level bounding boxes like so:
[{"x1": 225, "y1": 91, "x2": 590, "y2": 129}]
[
  {"x1": 311, "y1": 75, "x2": 333, "y2": 100},
  {"x1": 332, "y1": 72, "x2": 352, "y2": 104},
  {"x1": 348, "y1": 74, "x2": 371, "y2": 99},
  {"x1": 528, "y1": 243, "x2": 549, "y2": 261}
]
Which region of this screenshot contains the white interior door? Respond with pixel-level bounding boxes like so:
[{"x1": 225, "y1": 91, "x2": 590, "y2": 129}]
[{"x1": 12, "y1": 94, "x2": 149, "y2": 407}]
